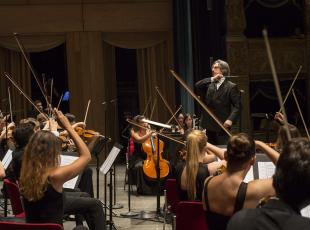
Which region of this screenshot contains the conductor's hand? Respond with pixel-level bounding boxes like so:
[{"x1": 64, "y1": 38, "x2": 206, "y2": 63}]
[
  {"x1": 212, "y1": 74, "x2": 223, "y2": 82},
  {"x1": 223, "y1": 120, "x2": 232, "y2": 129}
]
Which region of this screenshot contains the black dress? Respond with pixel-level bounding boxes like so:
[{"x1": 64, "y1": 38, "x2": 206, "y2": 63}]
[
  {"x1": 204, "y1": 176, "x2": 248, "y2": 230},
  {"x1": 175, "y1": 161, "x2": 210, "y2": 201},
  {"x1": 129, "y1": 142, "x2": 158, "y2": 195},
  {"x1": 23, "y1": 184, "x2": 64, "y2": 226}
]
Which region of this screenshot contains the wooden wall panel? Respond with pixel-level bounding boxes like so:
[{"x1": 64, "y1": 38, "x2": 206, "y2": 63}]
[
  {"x1": 84, "y1": 2, "x2": 172, "y2": 32},
  {"x1": 0, "y1": 1, "x2": 171, "y2": 34},
  {"x1": 0, "y1": 5, "x2": 83, "y2": 34}
]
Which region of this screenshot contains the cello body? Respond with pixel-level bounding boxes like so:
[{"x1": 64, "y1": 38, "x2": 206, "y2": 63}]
[{"x1": 142, "y1": 136, "x2": 170, "y2": 180}]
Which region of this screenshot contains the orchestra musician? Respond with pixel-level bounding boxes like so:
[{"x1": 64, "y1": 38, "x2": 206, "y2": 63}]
[
  {"x1": 129, "y1": 115, "x2": 160, "y2": 195},
  {"x1": 202, "y1": 133, "x2": 279, "y2": 230},
  {"x1": 175, "y1": 130, "x2": 225, "y2": 201}
]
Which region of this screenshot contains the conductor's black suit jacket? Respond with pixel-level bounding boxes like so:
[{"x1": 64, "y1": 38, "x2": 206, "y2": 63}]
[{"x1": 195, "y1": 77, "x2": 241, "y2": 132}]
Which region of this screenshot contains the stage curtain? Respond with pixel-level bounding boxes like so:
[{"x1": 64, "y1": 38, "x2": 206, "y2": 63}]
[
  {"x1": 136, "y1": 39, "x2": 175, "y2": 123},
  {"x1": 0, "y1": 47, "x2": 31, "y2": 120},
  {"x1": 103, "y1": 32, "x2": 166, "y2": 49},
  {"x1": 66, "y1": 32, "x2": 107, "y2": 138},
  {"x1": 0, "y1": 35, "x2": 65, "y2": 52}
]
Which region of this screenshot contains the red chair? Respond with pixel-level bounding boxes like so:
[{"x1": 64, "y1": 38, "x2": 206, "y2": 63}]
[
  {"x1": 3, "y1": 179, "x2": 25, "y2": 218},
  {"x1": 176, "y1": 201, "x2": 208, "y2": 230},
  {"x1": 0, "y1": 221, "x2": 63, "y2": 230}
]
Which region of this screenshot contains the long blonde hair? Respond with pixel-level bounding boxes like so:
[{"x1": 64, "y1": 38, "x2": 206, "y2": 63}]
[
  {"x1": 20, "y1": 130, "x2": 61, "y2": 201},
  {"x1": 185, "y1": 130, "x2": 207, "y2": 200}
]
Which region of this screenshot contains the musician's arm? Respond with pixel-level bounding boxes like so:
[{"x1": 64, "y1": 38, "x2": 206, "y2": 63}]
[
  {"x1": 130, "y1": 129, "x2": 153, "y2": 144},
  {"x1": 206, "y1": 142, "x2": 225, "y2": 160}
]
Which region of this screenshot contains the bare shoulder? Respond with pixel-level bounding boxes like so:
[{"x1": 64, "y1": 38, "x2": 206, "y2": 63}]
[{"x1": 246, "y1": 179, "x2": 275, "y2": 200}]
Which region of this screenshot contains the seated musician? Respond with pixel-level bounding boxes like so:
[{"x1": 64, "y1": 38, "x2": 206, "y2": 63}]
[
  {"x1": 175, "y1": 130, "x2": 225, "y2": 201},
  {"x1": 183, "y1": 113, "x2": 193, "y2": 133},
  {"x1": 202, "y1": 133, "x2": 279, "y2": 230},
  {"x1": 227, "y1": 138, "x2": 310, "y2": 230},
  {"x1": 19, "y1": 109, "x2": 106, "y2": 229},
  {"x1": 176, "y1": 113, "x2": 185, "y2": 133},
  {"x1": 129, "y1": 115, "x2": 159, "y2": 195}
]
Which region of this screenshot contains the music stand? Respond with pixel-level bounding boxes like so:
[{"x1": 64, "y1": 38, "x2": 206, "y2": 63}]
[
  {"x1": 91, "y1": 135, "x2": 111, "y2": 199},
  {"x1": 100, "y1": 143, "x2": 123, "y2": 230}
]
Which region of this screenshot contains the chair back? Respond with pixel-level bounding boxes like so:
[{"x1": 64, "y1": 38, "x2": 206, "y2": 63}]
[
  {"x1": 3, "y1": 179, "x2": 24, "y2": 216},
  {"x1": 0, "y1": 221, "x2": 63, "y2": 230},
  {"x1": 165, "y1": 179, "x2": 180, "y2": 214},
  {"x1": 176, "y1": 201, "x2": 208, "y2": 230}
]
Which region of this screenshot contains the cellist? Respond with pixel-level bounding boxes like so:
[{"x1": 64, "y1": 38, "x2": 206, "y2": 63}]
[{"x1": 129, "y1": 115, "x2": 158, "y2": 195}]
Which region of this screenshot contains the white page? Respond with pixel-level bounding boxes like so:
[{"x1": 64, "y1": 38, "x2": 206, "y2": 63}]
[
  {"x1": 60, "y1": 155, "x2": 79, "y2": 189},
  {"x1": 301, "y1": 205, "x2": 310, "y2": 219},
  {"x1": 2, "y1": 149, "x2": 13, "y2": 169},
  {"x1": 258, "y1": 162, "x2": 275, "y2": 179},
  {"x1": 243, "y1": 166, "x2": 254, "y2": 183},
  {"x1": 100, "y1": 145, "x2": 121, "y2": 175}
]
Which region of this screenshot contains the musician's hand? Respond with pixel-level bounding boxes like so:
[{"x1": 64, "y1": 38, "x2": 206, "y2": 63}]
[
  {"x1": 223, "y1": 120, "x2": 232, "y2": 129},
  {"x1": 72, "y1": 122, "x2": 86, "y2": 129},
  {"x1": 54, "y1": 108, "x2": 71, "y2": 130},
  {"x1": 274, "y1": 112, "x2": 284, "y2": 125}
]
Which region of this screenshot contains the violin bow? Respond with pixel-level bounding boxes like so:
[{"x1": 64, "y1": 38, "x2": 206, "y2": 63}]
[
  {"x1": 160, "y1": 105, "x2": 183, "y2": 133},
  {"x1": 169, "y1": 70, "x2": 232, "y2": 137},
  {"x1": 262, "y1": 29, "x2": 291, "y2": 141},
  {"x1": 278, "y1": 65, "x2": 302, "y2": 113},
  {"x1": 291, "y1": 89, "x2": 310, "y2": 140},
  {"x1": 3, "y1": 72, "x2": 49, "y2": 120},
  {"x1": 84, "y1": 99, "x2": 91, "y2": 124},
  {"x1": 155, "y1": 86, "x2": 183, "y2": 129},
  {"x1": 149, "y1": 98, "x2": 157, "y2": 120},
  {"x1": 13, "y1": 33, "x2": 51, "y2": 112},
  {"x1": 49, "y1": 78, "x2": 54, "y2": 118},
  {"x1": 142, "y1": 97, "x2": 152, "y2": 117},
  {"x1": 127, "y1": 118, "x2": 185, "y2": 146},
  {"x1": 7, "y1": 87, "x2": 13, "y2": 123},
  {"x1": 57, "y1": 93, "x2": 63, "y2": 110}
]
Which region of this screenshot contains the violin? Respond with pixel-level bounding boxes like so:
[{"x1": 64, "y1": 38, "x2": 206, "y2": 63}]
[
  {"x1": 142, "y1": 134, "x2": 170, "y2": 180},
  {"x1": 75, "y1": 127, "x2": 99, "y2": 143}
]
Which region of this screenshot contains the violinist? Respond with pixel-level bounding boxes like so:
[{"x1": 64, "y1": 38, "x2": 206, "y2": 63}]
[
  {"x1": 130, "y1": 115, "x2": 158, "y2": 195},
  {"x1": 0, "y1": 115, "x2": 16, "y2": 154},
  {"x1": 175, "y1": 130, "x2": 225, "y2": 202},
  {"x1": 202, "y1": 133, "x2": 279, "y2": 230}
]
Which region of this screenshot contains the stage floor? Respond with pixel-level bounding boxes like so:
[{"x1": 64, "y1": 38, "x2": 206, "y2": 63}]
[{"x1": 64, "y1": 164, "x2": 171, "y2": 230}]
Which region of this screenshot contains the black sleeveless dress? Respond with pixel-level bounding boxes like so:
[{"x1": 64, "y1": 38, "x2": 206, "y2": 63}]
[
  {"x1": 23, "y1": 184, "x2": 64, "y2": 225},
  {"x1": 175, "y1": 161, "x2": 210, "y2": 201},
  {"x1": 204, "y1": 176, "x2": 248, "y2": 230}
]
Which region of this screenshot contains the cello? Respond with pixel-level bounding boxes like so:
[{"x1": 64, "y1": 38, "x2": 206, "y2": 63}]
[{"x1": 142, "y1": 133, "x2": 170, "y2": 180}]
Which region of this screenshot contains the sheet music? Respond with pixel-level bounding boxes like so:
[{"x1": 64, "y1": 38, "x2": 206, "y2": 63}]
[
  {"x1": 60, "y1": 155, "x2": 79, "y2": 189},
  {"x1": 100, "y1": 144, "x2": 122, "y2": 175},
  {"x1": 258, "y1": 162, "x2": 275, "y2": 179},
  {"x1": 243, "y1": 166, "x2": 254, "y2": 183},
  {"x1": 301, "y1": 205, "x2": 310, "y2": 219},
  {"x1": 1, "y1": 149, "x2": 13, "y2": 170}
]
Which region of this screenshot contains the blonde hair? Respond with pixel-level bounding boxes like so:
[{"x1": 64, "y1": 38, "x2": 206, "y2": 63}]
[
  {"x1": 19, "y1": 130, "x2": 60, "y2": 201},
  {"x1": 185, "y1": 130, "x2": 208, "y2": 200}
]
